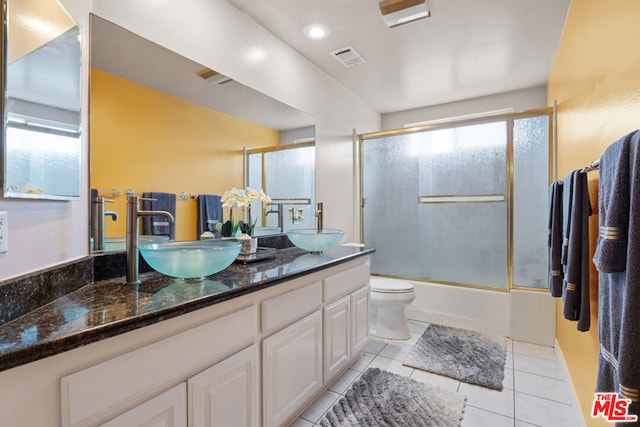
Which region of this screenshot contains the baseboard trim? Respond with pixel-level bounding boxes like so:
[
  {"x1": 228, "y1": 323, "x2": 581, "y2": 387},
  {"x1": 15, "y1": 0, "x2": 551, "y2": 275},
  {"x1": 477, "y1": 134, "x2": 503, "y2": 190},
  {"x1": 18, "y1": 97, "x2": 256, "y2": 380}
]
[{"x1": 554, "y1": 339, "x2": 587, "y2": 427}]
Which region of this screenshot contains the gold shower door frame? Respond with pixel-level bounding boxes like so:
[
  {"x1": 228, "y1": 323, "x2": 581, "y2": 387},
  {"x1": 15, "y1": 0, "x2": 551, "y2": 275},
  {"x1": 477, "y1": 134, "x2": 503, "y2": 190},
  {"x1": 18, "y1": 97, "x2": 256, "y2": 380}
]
[{"x1": 359, "y1": 108, "x2": 554, "y2": 292}]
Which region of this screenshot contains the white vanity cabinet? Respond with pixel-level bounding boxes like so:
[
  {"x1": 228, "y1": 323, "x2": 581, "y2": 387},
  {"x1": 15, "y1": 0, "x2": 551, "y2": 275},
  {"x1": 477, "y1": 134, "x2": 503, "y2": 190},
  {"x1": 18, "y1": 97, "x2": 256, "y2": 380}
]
[
  {"x1": 188, "y1": 344, "x2": 260, "y2": 427},
  {"x1": 60, "y1": 306, "x2": 258, "y2": 427},
  {"x1": 53, "y1": 256, "x2": 371, "y2": 427},
  {"x1": 323, "y1": 295, "x2": 351, "y2": 381},
  {"x1": 100, "y1": 383, "x2": 187, "y2": 427},
  {"x1": 322, "y1": 262, "x2": 370, "y2": 382},
  {"x1": 351, "y1": 285, "x2": 370, "y2": 355},
  {"x1": 262, "y1": 311, "x2": 323, "y2": 427}
]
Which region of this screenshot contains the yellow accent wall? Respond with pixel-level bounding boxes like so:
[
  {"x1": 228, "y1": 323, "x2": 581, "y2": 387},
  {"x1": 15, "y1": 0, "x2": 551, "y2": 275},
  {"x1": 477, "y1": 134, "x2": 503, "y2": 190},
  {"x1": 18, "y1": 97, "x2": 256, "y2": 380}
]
[
  {"x1": 90, "y1": 69, "x2": 280, "y2": 241},
  {"x1": 548, "y1": 0, "x2": 640, "y2": 425}
]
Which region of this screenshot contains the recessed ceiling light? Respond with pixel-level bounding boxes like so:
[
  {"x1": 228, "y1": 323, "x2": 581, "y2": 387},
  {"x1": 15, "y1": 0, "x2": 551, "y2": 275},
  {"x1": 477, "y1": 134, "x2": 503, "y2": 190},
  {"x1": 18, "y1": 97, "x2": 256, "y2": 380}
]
[{"x1": 303, "y1": 23, "x2": 331, "y2": 40}]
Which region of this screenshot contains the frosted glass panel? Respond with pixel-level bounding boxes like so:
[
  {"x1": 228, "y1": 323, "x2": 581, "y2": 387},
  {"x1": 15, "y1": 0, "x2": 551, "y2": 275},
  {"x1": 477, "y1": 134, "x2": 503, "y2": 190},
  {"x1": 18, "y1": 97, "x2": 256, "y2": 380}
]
[
  {"x1": 5, "y1": 125, "x2": 80, "y2": 197},
  {"x1": 362, "y1": 113, "x2": 550, "y2": 290},
  {"x1": 263, "y1": 146, "x2": 315, "y2": 231},
  {"x1": 422, "y1": 202, "x2": 507, "y2": 287},
  {"x1": 513, "y1": 115, "x2": 549, "y2": 288},
  {"x1": 247, "y1": 153, "x2": 262, "y2": 191},
  {"x1": 419, "y1": 122, "x2": 507, "y2": 196},
  {"x1": 362, "y1": 134, "x2": 421, "y2": 278}
]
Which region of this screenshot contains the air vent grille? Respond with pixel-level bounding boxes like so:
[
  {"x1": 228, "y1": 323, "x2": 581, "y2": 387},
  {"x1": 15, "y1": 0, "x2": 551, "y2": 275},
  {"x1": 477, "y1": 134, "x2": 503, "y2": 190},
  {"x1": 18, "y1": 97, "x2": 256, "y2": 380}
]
[{"x1": 330, "y1": 46, "x2": 366, "y2": 68}]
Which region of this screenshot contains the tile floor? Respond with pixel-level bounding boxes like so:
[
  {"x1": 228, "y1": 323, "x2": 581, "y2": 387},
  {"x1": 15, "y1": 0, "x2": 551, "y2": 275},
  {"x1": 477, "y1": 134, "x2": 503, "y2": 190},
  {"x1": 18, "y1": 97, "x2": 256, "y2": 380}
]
[{"x1": 291, "y1": 320, "x2": 583, "y2": 427}]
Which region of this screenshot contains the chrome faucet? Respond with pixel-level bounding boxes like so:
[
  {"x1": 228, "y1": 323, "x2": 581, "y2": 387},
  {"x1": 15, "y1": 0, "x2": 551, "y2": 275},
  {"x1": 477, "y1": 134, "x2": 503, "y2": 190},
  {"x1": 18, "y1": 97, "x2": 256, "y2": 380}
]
[
  {"x1": 265, "y1": 203, "x2": 284, "y2": 231},
  {"x1": 125, "y1": 195, "x2": 174, "y2": 285},
  {"x1": 91, "y1": 196, "x2": 118, "y2": 251},
  {"x1": 315, "y1": 202, "x2": 323, "y2": 231}
]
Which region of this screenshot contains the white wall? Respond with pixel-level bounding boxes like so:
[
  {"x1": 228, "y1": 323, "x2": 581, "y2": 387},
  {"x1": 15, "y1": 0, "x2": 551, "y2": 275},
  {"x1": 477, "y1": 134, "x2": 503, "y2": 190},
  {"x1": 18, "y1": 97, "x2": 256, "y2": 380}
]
[
  {"x1": 381, "y1": 85, "x2": 547, "y2": 131},
  {"x1": 0, "y1": 0, "x2": 380, "y2": 281}
]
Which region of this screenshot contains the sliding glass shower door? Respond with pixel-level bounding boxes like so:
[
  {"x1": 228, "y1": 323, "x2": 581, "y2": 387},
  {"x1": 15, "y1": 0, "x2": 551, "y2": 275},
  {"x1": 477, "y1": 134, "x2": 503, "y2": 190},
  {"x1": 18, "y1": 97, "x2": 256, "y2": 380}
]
[
  {"x1": 246, "y1": 143, "x2": 316, "y2": 232},
  {"x1": 361, "y1": 110, "x2": 551, "y2": 290}
]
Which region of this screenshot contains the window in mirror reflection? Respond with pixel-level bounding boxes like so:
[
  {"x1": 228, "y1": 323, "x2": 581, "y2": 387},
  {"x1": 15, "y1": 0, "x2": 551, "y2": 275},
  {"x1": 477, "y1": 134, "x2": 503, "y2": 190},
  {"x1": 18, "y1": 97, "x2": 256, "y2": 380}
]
[
  {"x1": 3, "y1": 0, "x2": 81, "y2": 200},
  {"x1": 5, "y1": 123, "x2": 81, "y2": 196},
  {"x1": 246, "y1": 143, "x2": 316, "y2": 234}
]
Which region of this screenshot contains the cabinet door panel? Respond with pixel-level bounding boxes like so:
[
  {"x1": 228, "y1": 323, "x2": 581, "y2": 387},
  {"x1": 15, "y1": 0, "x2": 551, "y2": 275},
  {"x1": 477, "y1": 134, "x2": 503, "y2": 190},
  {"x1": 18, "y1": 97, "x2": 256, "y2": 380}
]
[
  {"x1": 351, "y1": 285, "x2": 370, "y2": 356},
  {"x1": 188, "y1": 344, "x2": 259, "y2": 427},
  {"x1": 323, "y1": 295, "x2": 351, "y2": 381},
  {"x1": 262, "y1": 311, "x2": 322, "y2": 427},
  {"x1": 100, "y1": 383, "x2": 186, "y2": 427}
]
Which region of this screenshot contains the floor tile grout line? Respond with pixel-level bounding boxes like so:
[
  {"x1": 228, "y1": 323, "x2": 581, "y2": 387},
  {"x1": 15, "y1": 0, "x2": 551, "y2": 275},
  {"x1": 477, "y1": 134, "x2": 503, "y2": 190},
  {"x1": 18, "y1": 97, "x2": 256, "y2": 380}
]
[
  {"x1": 513, "y1": 389, "x2": 574, "y2": 407},
  {"x1": 463, "y1": 403, "x2": 516, "y2": 423},
  {"x1": 512, "y1": 367, "x2": 565, "y2": 382}
]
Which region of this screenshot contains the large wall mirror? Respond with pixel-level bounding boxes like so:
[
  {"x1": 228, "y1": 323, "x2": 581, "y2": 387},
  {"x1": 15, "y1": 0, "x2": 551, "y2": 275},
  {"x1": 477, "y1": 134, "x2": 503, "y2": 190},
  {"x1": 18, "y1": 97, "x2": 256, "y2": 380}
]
[
  {"x1": 1, "y1": 0, "x2": 82, "y2": 200},
  {"x1": 89, "y1": 15, "x2": 315, "y2": 252}
]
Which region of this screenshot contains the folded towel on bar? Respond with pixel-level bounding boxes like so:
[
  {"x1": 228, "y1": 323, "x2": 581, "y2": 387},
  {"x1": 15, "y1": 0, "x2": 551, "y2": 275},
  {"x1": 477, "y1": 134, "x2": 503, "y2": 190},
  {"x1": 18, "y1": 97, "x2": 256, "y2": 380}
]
[
  {"x1": 548, "y1": 180, "x2": 564, "y2": 297},
  {"x1": 562, "y1": 171, "x2": 592, "y2": 331},
  {"x1": 593, "y1": 131, "x2": 640, "y2": 273},
  {"x1": 197, "y1": 194, "x2": 222, "y2": 238},
  {"x1": 142, "y1": 192, "x2": 176, "y2": 240},
  {"x1": 595, "y1": 130, "x2": 640, "y2": 417},
  {"x1": 561, "y1": 171, "x2": 575, "y2": 268}
]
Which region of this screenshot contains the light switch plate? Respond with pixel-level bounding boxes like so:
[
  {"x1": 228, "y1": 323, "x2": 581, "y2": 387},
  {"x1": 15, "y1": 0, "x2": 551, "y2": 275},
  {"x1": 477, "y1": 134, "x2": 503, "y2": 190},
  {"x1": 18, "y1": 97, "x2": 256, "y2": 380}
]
[{"x1": 0, "y1": 211, "x2": 7, "y2": 253}]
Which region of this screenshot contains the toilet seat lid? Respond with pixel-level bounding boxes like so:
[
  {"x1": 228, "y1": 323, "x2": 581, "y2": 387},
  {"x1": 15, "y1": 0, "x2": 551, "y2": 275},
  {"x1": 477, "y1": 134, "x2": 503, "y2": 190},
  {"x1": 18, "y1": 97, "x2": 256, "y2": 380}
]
[{"x1": 370, "y1": 279, "x2": 414, "y2": 293}]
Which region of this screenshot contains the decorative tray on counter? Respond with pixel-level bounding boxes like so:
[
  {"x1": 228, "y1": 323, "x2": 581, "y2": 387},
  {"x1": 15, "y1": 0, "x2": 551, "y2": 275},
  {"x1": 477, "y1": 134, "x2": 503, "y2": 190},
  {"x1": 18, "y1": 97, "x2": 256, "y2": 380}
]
[{"x1": 235, "y1": 247, "x2": 277, "y2": 264}]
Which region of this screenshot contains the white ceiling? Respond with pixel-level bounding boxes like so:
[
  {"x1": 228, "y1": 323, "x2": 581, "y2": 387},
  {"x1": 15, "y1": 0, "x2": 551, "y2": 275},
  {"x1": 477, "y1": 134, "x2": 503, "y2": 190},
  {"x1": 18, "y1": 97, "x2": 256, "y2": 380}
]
[{"x1": 226, "y1": 0, "x2": 571, "y2": 114}]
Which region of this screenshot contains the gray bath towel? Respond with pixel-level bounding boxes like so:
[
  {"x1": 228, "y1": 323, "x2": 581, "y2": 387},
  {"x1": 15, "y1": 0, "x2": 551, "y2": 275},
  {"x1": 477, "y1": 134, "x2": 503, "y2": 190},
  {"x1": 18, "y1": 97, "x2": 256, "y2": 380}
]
[
  {"x1": 142, "y1": 192, "x2": 176, "y2": 240},
  {"x1": 595, "y1": 130, "x2": 640, "y2": 423},
  {"x1": 197, "y1": 194, "x2": 222, "y2": 237},
  {"x1": 548, "y1": 180, "x2": 564, "y2": 297},
  {"x1": 593, "y1": 132, "x2": 635, "y2": 273},
  {"x1": 562, "y1": 171, "x2": 591, "y2": 331},
  {"x1": 561, "y1": 171, "x2": 575, "y2": 268}
]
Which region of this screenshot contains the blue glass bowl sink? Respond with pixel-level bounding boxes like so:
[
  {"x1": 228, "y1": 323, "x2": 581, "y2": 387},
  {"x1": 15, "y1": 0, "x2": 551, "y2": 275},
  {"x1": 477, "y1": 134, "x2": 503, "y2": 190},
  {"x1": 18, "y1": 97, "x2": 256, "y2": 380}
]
[
  {"x1": 140, "y1": 240, "x2": 242, "y2": 279},
  {"x1": 286, "y1": 228, "x2": 344, "y2": 253}
]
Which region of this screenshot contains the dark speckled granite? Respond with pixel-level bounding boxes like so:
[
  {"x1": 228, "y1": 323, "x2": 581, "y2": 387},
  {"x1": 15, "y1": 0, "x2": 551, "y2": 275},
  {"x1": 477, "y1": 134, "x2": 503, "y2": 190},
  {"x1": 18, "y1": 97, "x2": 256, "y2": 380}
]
[
  {"x1": 0, "y1": 258, "x2": 93, "y2": 327},
  {"x1": 0, "y1": 245, "x2": 373, "y2": 373}
]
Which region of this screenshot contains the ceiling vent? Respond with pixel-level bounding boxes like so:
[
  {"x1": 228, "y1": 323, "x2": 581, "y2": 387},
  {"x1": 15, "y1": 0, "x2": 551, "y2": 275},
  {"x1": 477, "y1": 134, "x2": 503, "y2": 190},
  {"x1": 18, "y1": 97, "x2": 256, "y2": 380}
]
[
  {"x1": 330, "y1": 46, "x2": 366, "y2": 68},
  {"x1": 379, "y1": 0, "x2": 430, "y2": 28},
  {"x1": 196, "y1": 67, "x2": 232, "y2": 84}
]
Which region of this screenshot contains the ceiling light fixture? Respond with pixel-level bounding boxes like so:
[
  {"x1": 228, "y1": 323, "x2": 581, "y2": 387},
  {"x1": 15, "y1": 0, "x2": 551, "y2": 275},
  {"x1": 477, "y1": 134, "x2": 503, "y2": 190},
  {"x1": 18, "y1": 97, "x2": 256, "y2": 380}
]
[
  {"x1": 378, "y1": 0, "x2": 430, "y2": 28},
  {"x1": 303, "y1": 23, "x2": 331, "y2": 40}
]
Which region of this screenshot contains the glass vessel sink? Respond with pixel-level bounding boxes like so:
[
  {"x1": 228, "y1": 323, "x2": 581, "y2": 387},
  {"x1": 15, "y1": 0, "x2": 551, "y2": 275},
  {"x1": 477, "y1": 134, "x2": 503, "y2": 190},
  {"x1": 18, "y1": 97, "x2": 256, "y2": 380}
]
[
  {"x1": 286, "y1": 228, "x2": 344, "y2": 253},
  {"x1": 139, "y1": 240, "x2": 242, "y2": 280},
  {"x1": 103, "y1": 235, "x2": 169, "y2": 252},
  {"x1": 253, "y1": 226, "x2": 281, "y2": 236}
]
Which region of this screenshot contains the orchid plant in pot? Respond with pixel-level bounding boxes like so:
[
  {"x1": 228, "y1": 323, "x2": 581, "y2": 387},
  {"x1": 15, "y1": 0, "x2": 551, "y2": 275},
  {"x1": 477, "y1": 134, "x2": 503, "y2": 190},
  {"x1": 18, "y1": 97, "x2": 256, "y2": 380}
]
[{"x1": 220, "y1": 188, "x2": 271, "y2": 252}]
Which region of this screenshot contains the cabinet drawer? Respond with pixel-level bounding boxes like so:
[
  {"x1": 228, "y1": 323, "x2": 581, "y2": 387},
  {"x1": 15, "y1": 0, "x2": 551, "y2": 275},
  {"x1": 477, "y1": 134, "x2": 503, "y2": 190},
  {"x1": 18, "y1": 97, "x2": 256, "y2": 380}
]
[
  {"x1": 323, "y1": 261, "x2": 370, "y2": 302},
  {"x1": 261, "y1": 281, "x2": 322, "y2": 335},
  {"x1": 61, "y1": 305, "x2": 258, "y2": 427}
]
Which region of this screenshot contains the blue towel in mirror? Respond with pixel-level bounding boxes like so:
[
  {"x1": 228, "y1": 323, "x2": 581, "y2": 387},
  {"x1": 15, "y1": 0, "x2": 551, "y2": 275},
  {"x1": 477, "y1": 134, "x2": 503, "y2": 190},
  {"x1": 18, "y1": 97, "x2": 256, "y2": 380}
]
[
  {"x1": 197, "y1": 194, "x2": 222, "y2": 238},
  {"x1": 142, "y1": 192, "x2": 176, "y2": 240}
]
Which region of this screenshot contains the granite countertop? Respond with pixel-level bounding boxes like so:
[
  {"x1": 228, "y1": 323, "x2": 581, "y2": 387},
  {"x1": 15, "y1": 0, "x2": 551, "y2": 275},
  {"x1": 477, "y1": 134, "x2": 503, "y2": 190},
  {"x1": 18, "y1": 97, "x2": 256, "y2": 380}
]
[{"x1": 0, "y1": 245, "x2": 374, "y2": 373}]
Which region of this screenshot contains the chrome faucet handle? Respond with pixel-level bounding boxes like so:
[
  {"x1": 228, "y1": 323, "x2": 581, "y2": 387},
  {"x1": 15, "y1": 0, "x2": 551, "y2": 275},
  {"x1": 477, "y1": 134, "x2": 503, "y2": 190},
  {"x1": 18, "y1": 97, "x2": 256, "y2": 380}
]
[{"x1": 139, "y1": 197, "x2": 157, "y2": 203}]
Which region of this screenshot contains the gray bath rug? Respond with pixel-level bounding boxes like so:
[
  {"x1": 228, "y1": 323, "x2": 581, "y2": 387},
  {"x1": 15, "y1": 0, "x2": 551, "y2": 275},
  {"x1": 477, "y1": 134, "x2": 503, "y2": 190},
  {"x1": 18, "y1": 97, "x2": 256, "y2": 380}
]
[
  {"x1": 403, "y1": 324, "x2": 507, "y2": 391},
  {"x1": 318, "y1": 367, "x2": 466, "y2": 427}
]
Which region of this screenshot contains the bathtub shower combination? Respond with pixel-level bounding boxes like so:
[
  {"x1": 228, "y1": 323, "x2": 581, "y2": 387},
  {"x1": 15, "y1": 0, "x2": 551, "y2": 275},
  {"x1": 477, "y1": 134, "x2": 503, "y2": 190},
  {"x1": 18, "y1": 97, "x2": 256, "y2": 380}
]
[{"x1": 361, "y1": 110, "x2": 552, "y2": 292}]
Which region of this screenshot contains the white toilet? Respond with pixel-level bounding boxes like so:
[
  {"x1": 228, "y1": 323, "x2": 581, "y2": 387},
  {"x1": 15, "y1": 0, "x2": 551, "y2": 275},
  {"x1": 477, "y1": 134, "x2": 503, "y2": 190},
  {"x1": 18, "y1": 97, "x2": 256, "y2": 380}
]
[{"x1": 369, "y1": 277, "x2": 416, "y2": 340}]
